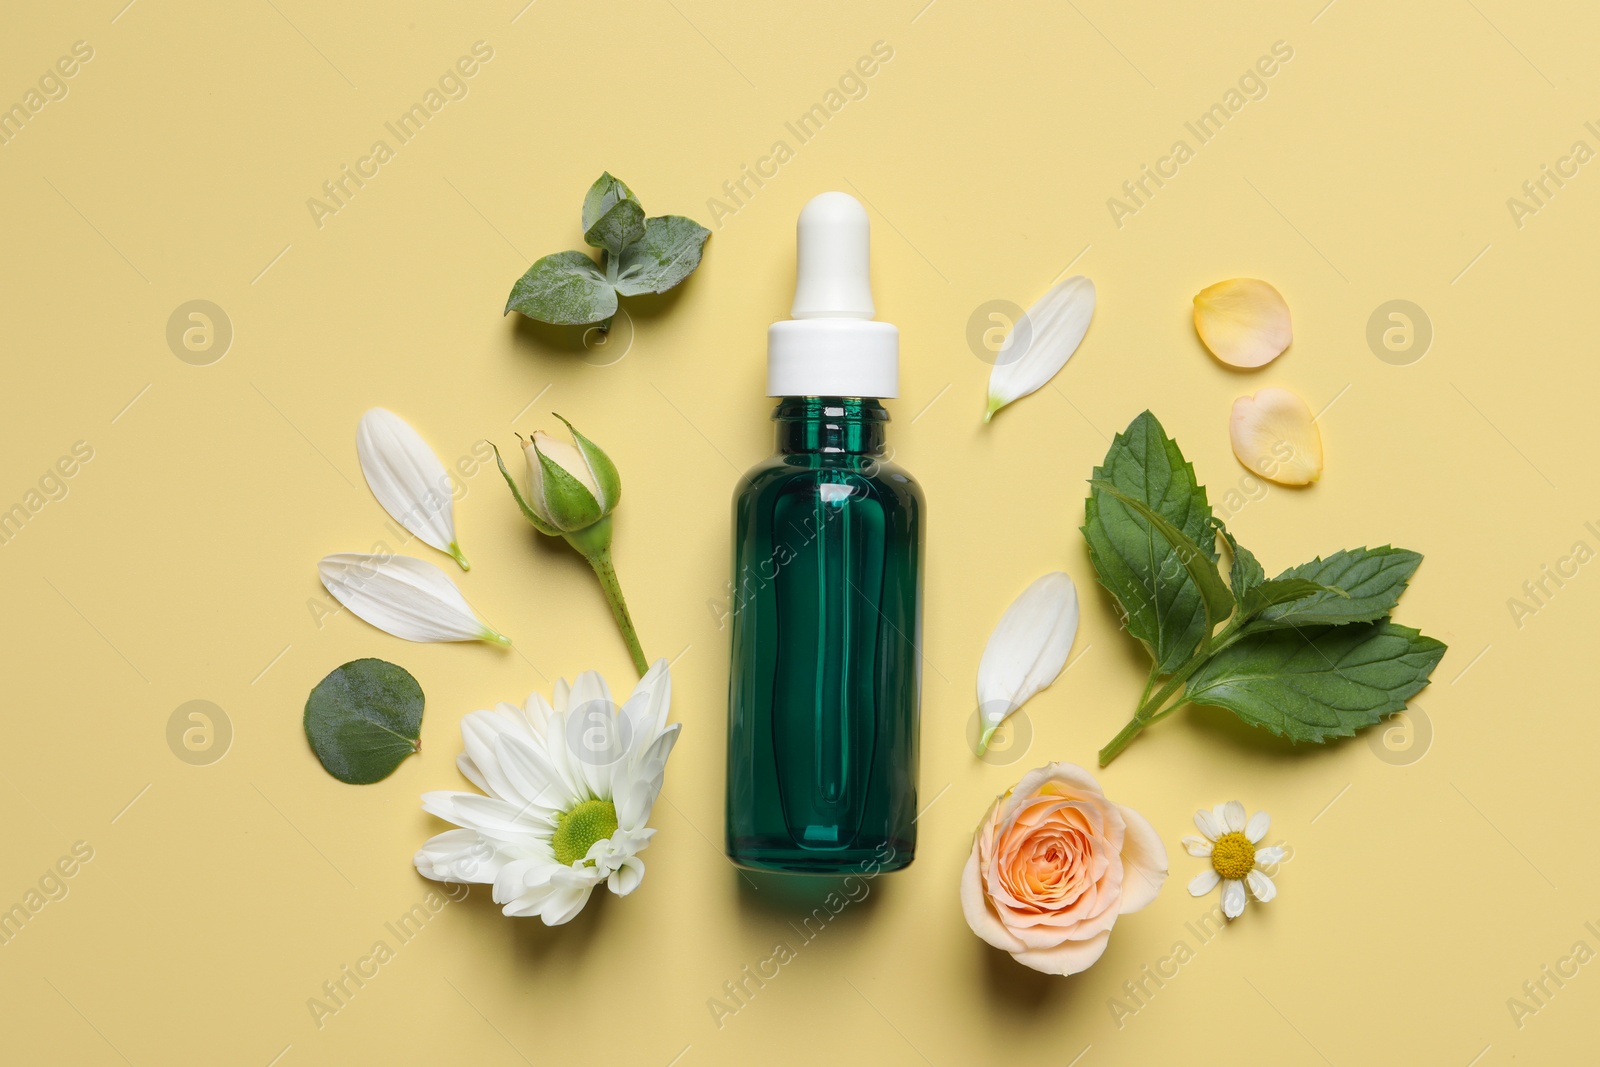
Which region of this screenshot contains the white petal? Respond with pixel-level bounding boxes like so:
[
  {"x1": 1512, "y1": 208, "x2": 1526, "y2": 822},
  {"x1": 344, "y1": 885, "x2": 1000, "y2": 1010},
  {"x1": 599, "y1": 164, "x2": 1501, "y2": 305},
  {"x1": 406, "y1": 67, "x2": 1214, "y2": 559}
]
[
  {"x1": 1221, "y1": 801, "x2": 1246, "y2": 833},
  {"x1": 1182, "y1": 835, "x2": 1214, "y2": 857},
  {"x1": 1188, "y1": 868, "x2": 1220, "y2": 896},
  {"x1": 1254, "y1": 845, "x2": 1285, "y2": 867},
  {"x1": 421, "y1": 790, "x2": 556, "y2": 836},
  {"x1": 1193, "y1": 808, "x2": 1224, "y2": 840},
  {"x1": 414, "y1": 829, "x2": 500, "y2": 885},
  {"x1": 318, "y1": 553, "x2": 508, "y2": 645},
  {"x1": 986, "y1": 275, "x2": 1095, "y2": 420},
  {"x1": 1246, "y1": 869, "x2": 1277, "y2": 903},
  {"x1": 615, "y1": 724, "x2": 680, "y2": 830},
  {"x1": 607, "y1": 855, "x2": 645, "y2": 896},
  {"x1": 1246, "y1": 810, "x2": 1271, "y2": 843},
  {"x1": 974, "y1": 572, "x2": 1079, "y2": 753},
  {"x1": 357, "y1": 408, "x2": 467, "y2": 569},
  {"x1": 1222, "y1": 878, "x2": 1247, "y2": 918}
]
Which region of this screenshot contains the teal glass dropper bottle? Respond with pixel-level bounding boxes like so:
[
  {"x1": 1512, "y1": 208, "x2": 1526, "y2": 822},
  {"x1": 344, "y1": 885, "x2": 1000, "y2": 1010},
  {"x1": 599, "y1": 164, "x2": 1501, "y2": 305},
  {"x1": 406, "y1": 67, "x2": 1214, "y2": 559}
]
[{"x1": 725, "y1": 192, "x2": 924, "y2": 874}]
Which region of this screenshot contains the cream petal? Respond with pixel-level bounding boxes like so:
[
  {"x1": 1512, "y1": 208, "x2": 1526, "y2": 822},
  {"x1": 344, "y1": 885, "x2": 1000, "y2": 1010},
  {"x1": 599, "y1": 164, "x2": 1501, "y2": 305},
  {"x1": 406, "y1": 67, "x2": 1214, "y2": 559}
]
[
  {"x1": 318, "y1": 553, "x2": 508, "y2": 645},
  {"x1": 1254, "y1": 845, "x2": 1286, "y2": 867},
  {"x1": 1115, "y1": 803, "x2": 1168, "y2": 914},
  {"x1": 356, "y1": 408, "x2": 467, "y2": 569},
  {"x1": 986, "y1": 275, "x2": 1096, "y2": 421},
  {"x1": 1246, "y1": 810, "x2": 1271, "y2": 843},
  {"x1": 1247, "y1": 869, "x2": 1277, "y2": 903},
  {"x1": 1229, "y1": 388, "x2": 1323, "y2": 486},
  {"x1": 1010, "y1": 928, "x2": 1113, "y2": 976},
  {"x1": 1193, "y1": 808, "x2": 1224, "y2": 840},
  {"x1": 1193, "y1": 278, "x2": 1292, "y2": 368},
  {"x1": 1221, "y1": 800, "x2": 1246, "y2": 833},
  {"x1": 960, "y1": 847, "x2": 1026, "y2": 953},
  {"x1": 1182, "y1": 835, "x2": 1215, "y2": 857},
  {"x1": 974, "y1": 573, "x2": 1080, "y2": 754},
  {"x1": 1188, "y1": 868, "x2": 1220, "y2": 897},
  {"x1": 1222, "y1": 878, "x2": 1247, "y2": 918}
]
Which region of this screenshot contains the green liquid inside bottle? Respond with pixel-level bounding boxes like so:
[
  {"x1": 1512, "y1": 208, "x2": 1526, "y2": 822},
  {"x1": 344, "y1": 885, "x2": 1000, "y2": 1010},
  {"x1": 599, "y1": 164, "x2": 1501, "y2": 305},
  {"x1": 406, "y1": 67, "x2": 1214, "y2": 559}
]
[{"x1": 725, "y1": 397, "x2": 923, "y2": 873}]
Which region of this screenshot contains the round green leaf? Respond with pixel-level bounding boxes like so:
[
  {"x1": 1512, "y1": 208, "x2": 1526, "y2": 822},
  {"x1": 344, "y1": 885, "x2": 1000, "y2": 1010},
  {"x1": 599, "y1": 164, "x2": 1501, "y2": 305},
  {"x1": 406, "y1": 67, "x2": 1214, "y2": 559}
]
[{"x1": 304, "y1": 658, "x2": 424, "y2": 784}]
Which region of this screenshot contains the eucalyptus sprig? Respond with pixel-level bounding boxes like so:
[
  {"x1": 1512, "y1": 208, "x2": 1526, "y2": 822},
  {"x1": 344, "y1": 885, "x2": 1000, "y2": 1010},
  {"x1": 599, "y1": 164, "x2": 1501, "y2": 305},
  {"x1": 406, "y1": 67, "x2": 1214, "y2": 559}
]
[
  {"x1": 1084, "y1": 411, "x2": 1446, "y2": 765},
  {"x1": 505, "y1": 173, "x2": 710, "y2": 331}
]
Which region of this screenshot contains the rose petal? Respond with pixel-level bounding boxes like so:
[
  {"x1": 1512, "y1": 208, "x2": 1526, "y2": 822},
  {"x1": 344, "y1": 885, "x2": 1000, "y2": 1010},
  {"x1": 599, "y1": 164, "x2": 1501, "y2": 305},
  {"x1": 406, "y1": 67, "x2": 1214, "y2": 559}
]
[
  {"x1": 1193, "y1": 278, "x2": 1292, "y2": 368},
  {"x1": 1230, "y1": 387, "x2": 1323, "y2": 486},
  {"x1": 1115, "y1": 803, "x2": 1168, "y2": 914},
  {"x1": 1009, "y1": 928, "x2": 1113, "y2": 976},
  {"x1": 961, "y1": 846, "x2": 1025, "y2": 952}
]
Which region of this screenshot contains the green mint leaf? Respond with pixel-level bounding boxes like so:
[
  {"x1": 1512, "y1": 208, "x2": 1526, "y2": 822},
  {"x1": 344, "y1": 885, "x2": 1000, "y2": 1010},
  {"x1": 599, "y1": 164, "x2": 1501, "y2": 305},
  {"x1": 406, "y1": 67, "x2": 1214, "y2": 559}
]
[
  {"x1": 1239, "y1": 577, "x2": 1346, "y2": 617},
  {"x1": 1091, "y1": 480, "x2": 1233, "y2": 636},
  {"x1": 584, "y1": 197, "x2": 646, "y2": 259},
  {"x1": 615, "y1": 215, "x2": 712, "y2": 296},
  {"x1": 1251, "y1": 546, "x2": 1423, "y2": 630},
  {"x1": 581, "y1": 172, "x2": 640, "y2": 234},
  {"x1": 1219, "y1": 524, "x2": 1264, "y2": 601},
  {"x1": 505, "y1": 250, "x2": 618, "y2": 325},
  {"x1": 304, "y1": 658, "x2": 424, "y2": 784},
  {"x1": 1184, "y1": 620, "x2": 1446, "y2": 743},
  {"x1": 1082, "y1": 411, "x2": 1217, "y2": 673}
]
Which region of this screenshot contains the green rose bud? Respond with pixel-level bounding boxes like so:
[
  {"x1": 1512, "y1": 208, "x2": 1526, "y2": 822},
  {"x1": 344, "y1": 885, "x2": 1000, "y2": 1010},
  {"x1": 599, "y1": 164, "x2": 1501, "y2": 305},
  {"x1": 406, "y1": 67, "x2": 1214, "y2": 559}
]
[{"x1": 492, "y1": 416, "x2": 647, "y2": 676}]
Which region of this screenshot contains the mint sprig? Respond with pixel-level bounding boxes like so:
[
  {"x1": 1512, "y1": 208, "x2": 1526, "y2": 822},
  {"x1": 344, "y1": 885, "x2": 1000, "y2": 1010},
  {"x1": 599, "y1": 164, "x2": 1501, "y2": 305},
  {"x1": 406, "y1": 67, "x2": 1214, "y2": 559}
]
[
  {"x1": 506, "y1": 173, "x2": 710, "y2": 331},
  {"x1": 1085, "y1": 411, "x2": 1447, "y2": 765}
]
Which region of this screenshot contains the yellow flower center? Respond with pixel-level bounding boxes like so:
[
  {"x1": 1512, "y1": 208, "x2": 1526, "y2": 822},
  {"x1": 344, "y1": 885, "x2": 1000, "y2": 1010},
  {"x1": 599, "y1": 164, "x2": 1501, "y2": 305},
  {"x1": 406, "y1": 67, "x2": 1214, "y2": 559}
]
[
  {"x1": 1210, "y1": 831, "x2": 1256, "y2": 881},
  {"x1": 552, "y1": 799, "x2": 618, "y2": 867}
]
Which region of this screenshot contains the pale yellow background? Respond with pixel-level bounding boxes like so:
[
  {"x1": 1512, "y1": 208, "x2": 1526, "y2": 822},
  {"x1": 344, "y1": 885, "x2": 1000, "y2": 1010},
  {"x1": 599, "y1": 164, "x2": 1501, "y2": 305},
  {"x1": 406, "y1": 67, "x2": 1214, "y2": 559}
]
[{"x1": 1, "y1": 1, "x2": 1594, "y2": 1063}]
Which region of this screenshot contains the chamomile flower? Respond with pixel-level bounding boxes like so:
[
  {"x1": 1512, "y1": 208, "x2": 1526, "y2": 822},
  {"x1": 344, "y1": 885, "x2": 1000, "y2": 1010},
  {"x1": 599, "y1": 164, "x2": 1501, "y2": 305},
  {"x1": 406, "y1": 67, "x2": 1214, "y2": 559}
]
[
  {"x1": 413, "y1": 660, "x2": 680, "y2": 925},
  {"x1": 1183, "y1": 801, "x2": 1283, "y2": 919}
]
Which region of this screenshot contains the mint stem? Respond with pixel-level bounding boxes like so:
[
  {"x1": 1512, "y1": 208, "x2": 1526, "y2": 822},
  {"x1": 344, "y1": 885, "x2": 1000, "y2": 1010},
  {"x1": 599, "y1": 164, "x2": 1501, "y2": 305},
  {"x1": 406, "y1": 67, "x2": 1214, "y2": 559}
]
[{"x1": 1097, "y1": 618, "x2": 1252, "y2": 766}]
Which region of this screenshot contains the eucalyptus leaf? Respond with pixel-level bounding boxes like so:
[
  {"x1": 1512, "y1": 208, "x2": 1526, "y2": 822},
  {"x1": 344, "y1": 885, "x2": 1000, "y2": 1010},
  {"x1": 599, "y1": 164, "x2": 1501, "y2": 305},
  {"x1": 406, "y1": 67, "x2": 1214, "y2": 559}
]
[
  {"x1": 304, "y1": 658, "x2": 424, "y2": 784},
  {"x1": 1184, "y1": 620, "x2": 1445, "y2": 743},
  {"x1": 1082, "y1": 411, "x2": 1217, "y2": 673},
  {"x1": 584, "y1": 197, "x2": 646, "y2": 259},
  {"x1": 505, "y1": 250, "x2": 617, "y2": 326},
  {"x1": 581, "y1": 172, "x2": 640, "y2": 234},
  {"x1": 1251, "y1": 546, "x2": 1423, "y2": 630},
  {"x1": 615, "y1": 215, "x2": 712, "y2": 296}
]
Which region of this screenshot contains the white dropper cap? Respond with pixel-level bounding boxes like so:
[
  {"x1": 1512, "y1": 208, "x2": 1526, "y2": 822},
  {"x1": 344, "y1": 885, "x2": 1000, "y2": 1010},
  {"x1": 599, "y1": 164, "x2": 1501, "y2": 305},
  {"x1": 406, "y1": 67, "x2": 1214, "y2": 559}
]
[{"x1": 767, "y1": 192, "x2": 899, "y2": 398}]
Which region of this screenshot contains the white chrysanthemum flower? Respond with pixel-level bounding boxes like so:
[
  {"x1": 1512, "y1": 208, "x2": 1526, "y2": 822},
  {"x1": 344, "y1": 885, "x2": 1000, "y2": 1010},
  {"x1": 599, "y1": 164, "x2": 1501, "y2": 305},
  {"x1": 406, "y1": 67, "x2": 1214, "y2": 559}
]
[
  {"x1": 1183, "y1": 800, "x2": 1283, "y2": 919},
  {"x1": 414, "y1": 660, "x2": 680, "y2": 925}
]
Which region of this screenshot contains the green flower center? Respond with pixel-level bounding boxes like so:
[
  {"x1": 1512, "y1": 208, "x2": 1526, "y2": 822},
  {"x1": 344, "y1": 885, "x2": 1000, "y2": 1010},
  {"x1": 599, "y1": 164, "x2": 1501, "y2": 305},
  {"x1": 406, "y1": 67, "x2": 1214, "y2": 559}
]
[
  {"x1": 552, "y1": 799, "x2": 618, "y2": 867},
  {"x1": 1210, "y1": 831, "x2": 1256, "y2": 881}
]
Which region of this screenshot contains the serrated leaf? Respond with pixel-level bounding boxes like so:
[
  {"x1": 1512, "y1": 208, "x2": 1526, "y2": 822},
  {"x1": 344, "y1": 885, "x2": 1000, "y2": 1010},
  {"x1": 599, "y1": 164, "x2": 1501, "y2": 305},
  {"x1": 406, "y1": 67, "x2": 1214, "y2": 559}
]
[
  {"x1": 1091, "y1": 480, "x2": 1233, "y2": 636},
  {"x1": 1082, "y1": 411, "x2": 1217, "y2": 673},
  {"x1": 615, "y1": 215, "x2": 711, "y2": 296},
  {"x1": 304, "y1": 658, "x2": 424, "y2": 784},
  {"x1": 584, "y1": 197, "x2": 646, "y2": 259},
  {"x1": 1251, "y1": 546, "x2": 1423, "y2": 630},
  {"x1": 1184, "y1": 620, "x2": 1445, "y2": 743},
  {"x1": 1239, "y1": 577, "x2": 1345, "y2": 616},
  {"x1": 505, "y1": 251, "x2": 618, "y2": 325},
  {"x1": 581, "y1": 172, "x2": 640, "y2": 233},
  {"x1": 1219, "y1": 524, "x2": 1264, "y2": 601}
]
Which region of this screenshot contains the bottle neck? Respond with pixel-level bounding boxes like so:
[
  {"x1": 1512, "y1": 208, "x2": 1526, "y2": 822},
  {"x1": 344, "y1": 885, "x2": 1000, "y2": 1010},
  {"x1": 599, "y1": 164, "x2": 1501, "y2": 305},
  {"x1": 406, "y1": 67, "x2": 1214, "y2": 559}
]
[{"x1": 773, "y1": 397, "x2": 888, "y2": 455}]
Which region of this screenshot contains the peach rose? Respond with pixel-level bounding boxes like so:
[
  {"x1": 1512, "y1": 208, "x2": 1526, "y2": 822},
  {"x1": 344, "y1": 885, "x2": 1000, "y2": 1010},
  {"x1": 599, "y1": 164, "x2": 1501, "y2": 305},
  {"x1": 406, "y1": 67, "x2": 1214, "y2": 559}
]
[{"x1": 961, "y1": 762, "x2": 1167, "y2": 975}]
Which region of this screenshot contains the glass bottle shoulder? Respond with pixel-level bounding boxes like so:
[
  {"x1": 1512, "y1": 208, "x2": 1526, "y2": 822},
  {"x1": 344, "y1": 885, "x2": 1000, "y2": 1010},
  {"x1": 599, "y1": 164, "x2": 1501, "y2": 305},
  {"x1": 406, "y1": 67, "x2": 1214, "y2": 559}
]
[{"x1": 736, "y1": 451, "x2": 924, "y2": 512}]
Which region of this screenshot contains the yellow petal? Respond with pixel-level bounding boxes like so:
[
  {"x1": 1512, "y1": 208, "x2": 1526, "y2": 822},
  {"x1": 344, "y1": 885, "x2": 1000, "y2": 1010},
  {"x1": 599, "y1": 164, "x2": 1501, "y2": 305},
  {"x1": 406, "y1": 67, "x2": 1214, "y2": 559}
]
[
  {"x1": 1229, "y1": 388, "x2": 1323, "y2": 485},
  {"x1": 1193, "y1": 279, "x2": 1292, "y2": 368}
]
